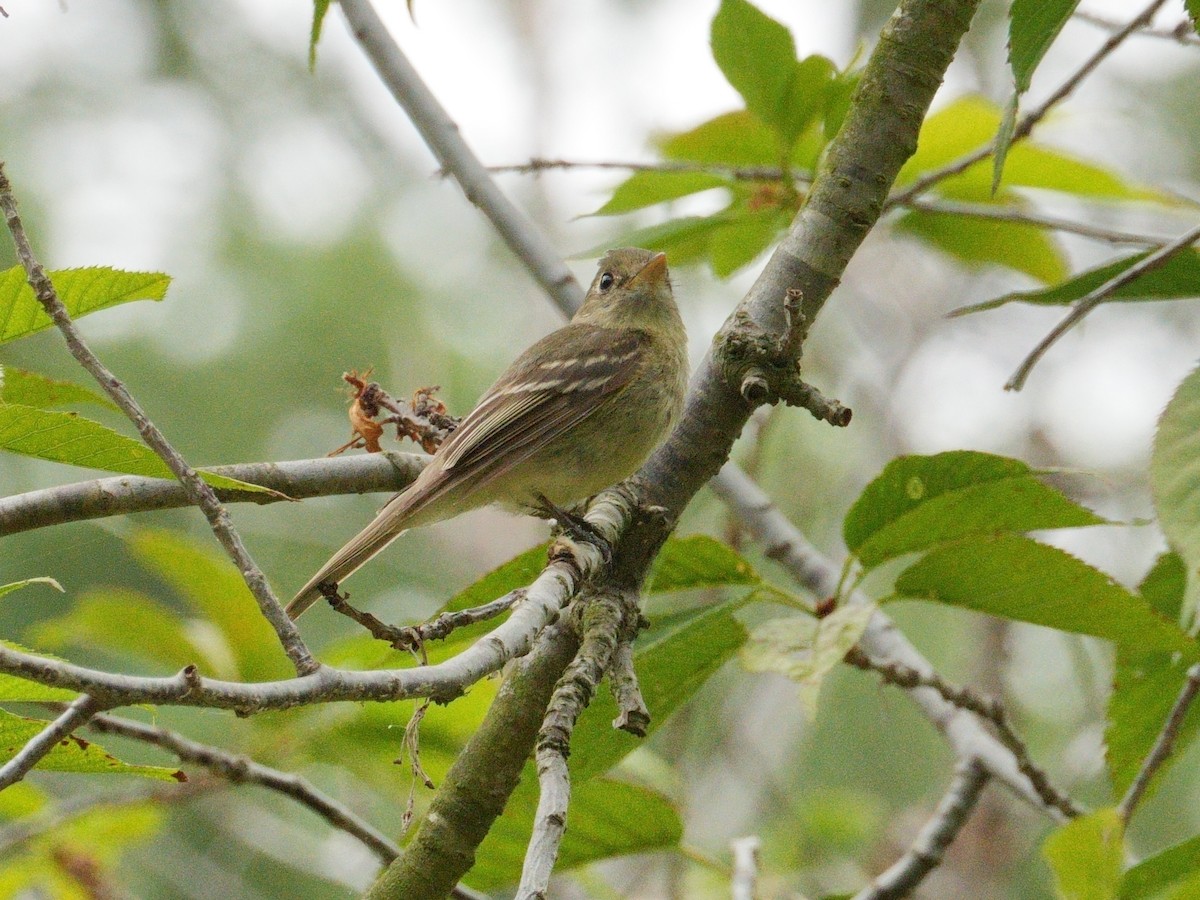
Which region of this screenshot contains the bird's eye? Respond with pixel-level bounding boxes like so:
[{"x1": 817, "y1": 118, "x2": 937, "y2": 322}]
[{"x1": 598, "y1": 272, "x2": 615, "y2": 292}]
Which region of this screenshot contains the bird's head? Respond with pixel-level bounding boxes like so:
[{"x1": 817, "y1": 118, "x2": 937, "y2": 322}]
[{"x1": 574, "y1": 247, "x2": 679, "y2": 330}]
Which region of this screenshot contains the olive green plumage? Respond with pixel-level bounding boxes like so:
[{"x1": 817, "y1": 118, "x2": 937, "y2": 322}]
[{"x1": 287, "y1": 248, "x2": 688, "y2": 619}]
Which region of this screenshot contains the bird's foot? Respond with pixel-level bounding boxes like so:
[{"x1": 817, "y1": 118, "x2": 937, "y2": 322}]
[{"x1": 534, "y1": 493, "x2": 613, "y2": 569}]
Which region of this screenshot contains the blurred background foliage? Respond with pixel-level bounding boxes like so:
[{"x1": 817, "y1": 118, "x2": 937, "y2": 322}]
[{"x1": 2, "y1": 0, "x2": 1200, "y2": 897}]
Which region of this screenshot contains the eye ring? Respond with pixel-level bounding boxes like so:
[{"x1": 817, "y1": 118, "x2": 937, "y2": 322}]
[{"x1": 598, "y1": 272, "x2": 615, "y2": 292}]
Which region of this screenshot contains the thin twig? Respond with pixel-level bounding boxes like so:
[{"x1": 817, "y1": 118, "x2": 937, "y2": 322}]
[
  {"x1": 905, "y1": 197, "x2": 1168, "y2": 246},
  {"x1": 1075, "y1": 9, "x2": 1200, "y2": 47},
  {"x1": 339, "y1": 0, "x2": 582, "y2": 318},
  {"x1": 844, "y1": 648, "x2": 1081, "y2": 819},
  {"x1": 1006, "y1": 220, "x2": 1200, "y2": 390},
  {"x1": 0, "y1": 695, "x2": 103, "y2": 790},
  {"x1": 1117, "y1": 663, "x2": 1200, "y2": 822},
  {"x1": 85, "y1": 712, "x2": 401, "y2": 863},
  {"x1": 887, "y1": 0, "x2": 1171, "y2": 209},
  {"x1": 474, "y1": 157, "x2": 803, "y2": 184},
  {"x1": 708, "y1": 463, "x2": 1079, "y2": 820},
  {"x1": 730, "y1": 836, "x2": 761, "y2": 900},
  {"x1": 853, "y1": 759, "x2": 990, "y2": 900},
  {"x1": 0, "y1": 163, "x2": 318, "y2": 677}
]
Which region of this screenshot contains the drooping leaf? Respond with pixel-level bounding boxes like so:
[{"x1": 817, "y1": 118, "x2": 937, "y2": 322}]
[
  {"x1": 0, "y1": 266, "x2": 169, "y2": 346},
  {"x1": 843, "y1": 451, "x2": 1105, "y2": 571},
  {"x1": 0, "y1": 577, "x2": 63, "y2": 601},
  {"x1": 896, "y1": 534, "x2": 1199, "y2": 657},
  {"x1": 466, "y1": 777, "x2": 681, "y2": 891},
  {"x1": 591, "y1": 170, "x2": 732, "y2": 216},
  {"x1": 1151, "y1": 364, "x2": 1200, "y2": 628},
  {"x1": 894, "y1": 206, "x2": 1067, "y2": 283},
  {"x1": 0, "y1": 709, "x2": 185, "y2": 781},
  {"x1": 992, "y1": 91, "x2": 1020, "y2": 196},
  {"x1": 710, "y1": 1, "x2": 833, "y2": 149},
  {"x1": 741, "y1": 603, "x2": 876, "y2": 716},
  {"x1": 1042, "y1": 807, "x2": 1124, "y2": 900},
  {"x1": 707, "y1": 206, "x2": 791, "y2": 277},
  {"x1": 0, "y1": 366, "x2": 117, "y2": 411},
  {"x1": 309, "y1": 0, "x2": 331, "y2": 70},
  {"x1": 127, "y1": 530, "x2": 292, "y2": 681},
  {"x1": 1008, "y1": 0, "x2": 1078, "y2": 93},
  {"x1": 0, "y1": 404, "x2": 276, "y2": 494},
  {"x1": 1120, "y1": 833, "x2": 1200, "y2": 899},
  {"x1": 953, "y1": 249, "x2": 1200, "y2": 316}
]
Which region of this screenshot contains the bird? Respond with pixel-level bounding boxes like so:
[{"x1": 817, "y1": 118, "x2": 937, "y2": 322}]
[{"x1": 287, "y1": 248, "x2": 688, "y2": 619}]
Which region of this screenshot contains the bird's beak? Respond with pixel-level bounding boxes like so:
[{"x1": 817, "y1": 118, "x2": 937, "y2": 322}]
[{"x1": 628, "y1": 252, "x2": 668, "y2": 288}]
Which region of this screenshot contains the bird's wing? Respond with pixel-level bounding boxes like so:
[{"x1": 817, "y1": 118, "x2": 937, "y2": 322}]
[{"x1": 413, "y1": 324, "x2": 648, "y2": 506}]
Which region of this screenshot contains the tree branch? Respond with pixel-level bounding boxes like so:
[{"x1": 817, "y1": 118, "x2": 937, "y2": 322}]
[
  {"x1": 887, "y1": 0, "x2": 1171, "y2": 209},
  {"x1": 339, "y1": 0, "x2": 582, "y2": 318},
  {"x1": 0, "y1": 163, "x2": 318, "y2": 678},
  {"x1": 0, "y1": 488, "x2": 627, "y2": 712},
  {"x1": 853, "y1": 759, "x2": 990, "y2": 900},
  {"x1": 708, "y1": 463, "x2": 1078, "y2": 820},
  {"x1": 0, "y1": 694, "x2": 103, "y2": 790},
  {"x1": 84, "y1": 712, "x2": 401, "y2": 863},
  {"x1": 1006, "y1": 220, "x2": 1200, "y2": 390},
  {"x1": 0, "y1": 452, "x2": 428, "y2": 537}
]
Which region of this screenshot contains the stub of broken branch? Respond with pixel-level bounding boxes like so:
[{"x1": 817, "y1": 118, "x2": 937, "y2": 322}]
[{"x1": 715, "y1": 291, "x2": 851, "y2": 427}]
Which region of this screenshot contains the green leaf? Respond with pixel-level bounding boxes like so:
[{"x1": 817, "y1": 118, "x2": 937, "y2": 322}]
[
  {"x1": 1121, "y1": 833, "x2": 1200, "y2": 899},
  {"x1": 584, "y1": 215, "x2": 738, "y2": 269},
  {"x1": 897, "y1": 96, "x2": 1162, "y2": 202},
  {"x1": 466, "y1": 778, "x2": 681, "y2": 891},
  {"x1": 309, "y1": 0, "x2": 331, "y2": 70},
  {"x1": 707, "y1": 207, "x2": 790, "y2": 277},
  {"x1": 1140, "y1": 551, "x2": 1187, "y2": 624},
  {"x1": 591, "y1": 170, "x2": 731, "y2": 216},
  {"x1": 658, "y1": 111, "x2": 783, "y2": 167},
  {"x1": 0, "y1": 641, "x2": 79, "y2": 703},
  {"x1": 711, "y1": 0, "x2": 831, "y2": 149},
  {"x1": 0, "y1": 709, "x2": 185, "y2": 781},
  {"x1": 41, "y1": 800, "x2": 164, "y2": 862},
  {"x1": 895, "y1": 535, "x2": 1200, "y2": 657},
  {"x1": 991, "y1": 91, "x2": 1020, "y2": 196},
  {"x1": 647, "y1": 534, "x2": 762, "y2": 593},
  {"x1": 1188, "y1": 0, "x2": 1200, "y2": 35},
  {"x1": 843, "y1": 451, "x2": 1105, "y2": 571},
  {"x1": 32, "y1": 590, "x2": 224, "y2": 677},
  {"x1": 741, "y1": 603, "x2": 876, "y2": 716},
  {"x1": 127, "y1": 530, "x2": 292, "y2": 681},
  {"x1": 0, "y1": 266, "x2": 169, "y2": 346},
  {"x1": 1152, "y1": 364, "x2": 1200, "y2": 628},
  {"x1": 1008, "y1": 0, "x2": 1078, "y2": 93},
  {"x1": 0, "y1": 366, "x2": 117, "y2": 411},
  {"x1": 0, "y1": 404, "x2": 275, "y2": 494},
  {"x1": 0, "y1": 577, "x2": 63, "y2": 601},
  {"x1": 893, "y1": 206, "x2": 1067, "y2": 283},
  {"x1": 1043, "y1": 807, "x2": 1123, "y2": 900},
  {"x1": 954, "y1": 249, "x2": 1200, "y2": 316},
  {"x1": 1107, "y1": 648, "x2": 1199, "y2": 801},
  {"x1": 569, "y1": 596, "x2": 751, "y2": 781}
]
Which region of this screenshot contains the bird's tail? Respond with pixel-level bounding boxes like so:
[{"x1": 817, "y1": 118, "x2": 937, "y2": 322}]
[{"x1": 286, "y1": 498, "x2": 412, "y2": 620}]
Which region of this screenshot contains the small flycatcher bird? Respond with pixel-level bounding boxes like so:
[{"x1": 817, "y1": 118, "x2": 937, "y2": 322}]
[{"x1": 287, "y1": 248, "x2": 688, "y2": 619}]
